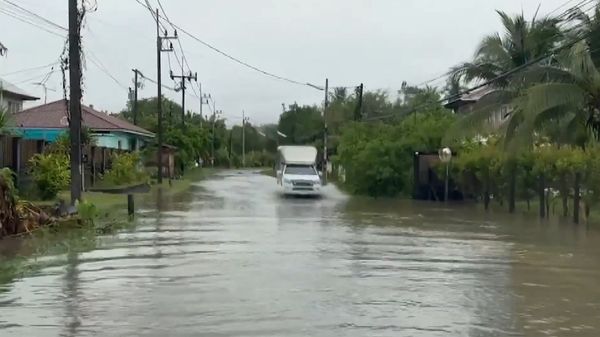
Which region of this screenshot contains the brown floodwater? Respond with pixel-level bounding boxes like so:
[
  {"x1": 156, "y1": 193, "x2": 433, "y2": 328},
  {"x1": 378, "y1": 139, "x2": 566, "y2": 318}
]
[{"x1": 0, "y1": 170, "x2": 599, "y2": 336}]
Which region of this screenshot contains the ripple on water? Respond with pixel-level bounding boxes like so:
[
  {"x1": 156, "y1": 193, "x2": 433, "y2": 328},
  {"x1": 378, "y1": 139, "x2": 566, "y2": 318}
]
[{"x1": 0, "y1": 171, "x2": 599, "y2": 336}]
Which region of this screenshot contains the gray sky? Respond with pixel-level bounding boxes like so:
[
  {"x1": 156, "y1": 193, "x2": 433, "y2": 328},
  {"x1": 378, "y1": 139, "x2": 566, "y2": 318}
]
[{"x1": 0, "y1": 0, "x2": 569, "y2": 125}]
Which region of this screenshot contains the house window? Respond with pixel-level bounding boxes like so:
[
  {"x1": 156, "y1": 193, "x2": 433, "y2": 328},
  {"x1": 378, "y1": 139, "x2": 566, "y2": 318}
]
[
  {"x1": 118, "y1": 140, "x2": 122, "y2": 150},
  {"x1": 6, "y1": 100, "x2": 21, "y2": 113}
]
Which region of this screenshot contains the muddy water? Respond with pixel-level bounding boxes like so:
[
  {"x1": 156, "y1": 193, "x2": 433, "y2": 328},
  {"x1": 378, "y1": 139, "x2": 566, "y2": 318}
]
[{"x1": 1, "y1": 170, "x2": 599, "y2": 336}]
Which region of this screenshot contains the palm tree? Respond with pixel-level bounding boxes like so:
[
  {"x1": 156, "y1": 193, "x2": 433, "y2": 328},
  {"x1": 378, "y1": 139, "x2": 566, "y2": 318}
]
[
  {"x1": 447, "y1": 10, "x2": 563, "y2": 213},
  {"x1": 510, "y1": 4, "x2": 600, "y2": 146},
  {"x1": 451, "y1": 10, "x2": 562, "y2": 86},
  {"x1": 446, "y1": 10, "x2": 563, "y2": 141},
  {"x1": 518, "y1": 41, "x2": 600, "y2": 143}
]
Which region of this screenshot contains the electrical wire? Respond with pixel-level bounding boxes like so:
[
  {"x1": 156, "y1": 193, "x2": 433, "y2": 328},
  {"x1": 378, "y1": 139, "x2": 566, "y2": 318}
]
[
  {"x1": 156, "y1": 0, "x2": 202, "y2": 101},
  {"x1": 11, "y1": 71, "x2": 54, "y2": 85},
  {"x1": 548, "y1": 0, "x2": 583, "y2": 16},
  {"x1": 0, "y1": 0, "x2": 67, "y2": 31},
  {"x1": 365, "y1": 30, "x2": 599, "y2": 122},
  {"x1": 138, "y1": 71, "x2": 176, "y2": 91},
  {"x1": 134, "y1": 0, "x2": 322, "y2": 90},
  {"x1": 86, "y1": 50, "x2": 129, "y2": 90},
  {"x1": 368, "y1": 0, "x2": 600, "y2": 96},
  {"x1": 0, "y1": 8, "x2": 64, "y2": 38},
  {"x1": 0, "y1": 61, "x2": 60, "y2": 77}
]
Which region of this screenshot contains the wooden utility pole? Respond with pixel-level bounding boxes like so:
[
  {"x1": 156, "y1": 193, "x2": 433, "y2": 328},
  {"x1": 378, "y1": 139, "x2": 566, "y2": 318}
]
[
  {"x1": 132, "y1": 69, "x2": 141, "y2": 125},
  {"x1": 155, "y1": 8, "x2": 176, "y2": 183},
  {"x1": 170, "y1": 56, "x2": 197, "y2": 128},
  {"x1": 322, "y1": 78, "x2": 328, "y2": 185},
  {"x1": 68, "y1": 0, "x2": 82, "y2": 204}
]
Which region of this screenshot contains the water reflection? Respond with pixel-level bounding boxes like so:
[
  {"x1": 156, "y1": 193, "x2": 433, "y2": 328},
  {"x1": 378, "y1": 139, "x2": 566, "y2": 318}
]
[{"x1": 0, "y1": 170, "x2": 599, "y2": 336}]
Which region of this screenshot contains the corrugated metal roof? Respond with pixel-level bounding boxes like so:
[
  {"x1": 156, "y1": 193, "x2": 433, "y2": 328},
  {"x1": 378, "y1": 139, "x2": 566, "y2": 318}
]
[
  {"x1": 0, "y1": 78, "x2": 39, "y2": 101},
  {"x1": 14, "y1": 99, "x2": 154, "y2": 137}
]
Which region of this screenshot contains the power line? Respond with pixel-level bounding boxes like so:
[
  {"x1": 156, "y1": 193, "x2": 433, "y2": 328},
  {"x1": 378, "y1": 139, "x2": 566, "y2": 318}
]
[
  {"x1": 408, "y1": 0, "x2": 598, "y2": 92},
  {"x1": 39, "y1": 65, "x2": 56, "y2": 85},
  {"x1": 156, "y1": 0, "x2": 203, "y2": 103},
  {"x1": 0, "y1": 8, "x2": 65, "y2": 38},
  {"x1": 366, "y1": 30, "x2": 596, "y2": 122},
  {"x1": 0, "y1": 0, "x2": 67, "y2": 31},
  {"x1": 86, "y1": 49, "x2": 129, "y2": 90},
  {"x1": 11, "y1": 71, "x2": 54, "y2": 85},
  {"x1": 548, "y1": 0, "x2": 583, "y2": 16},
  {"x1": 138, "y1": 71, "x2": 176, "y2": 91},
  {"x1": 0, "y1": 61, "x2": 60, "y2": 77},
  {"x1": 133, "y1": 0, "x2": 322, "y2": 90}
]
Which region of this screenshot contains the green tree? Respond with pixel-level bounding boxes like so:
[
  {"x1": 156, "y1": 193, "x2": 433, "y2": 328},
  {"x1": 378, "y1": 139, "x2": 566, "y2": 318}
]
[
  {"x1": 278, "y1": 104, "x2": 323, "y2": 145},
  {"x1": 337, "y1": 110, "x2": 455, "y2": 197}
]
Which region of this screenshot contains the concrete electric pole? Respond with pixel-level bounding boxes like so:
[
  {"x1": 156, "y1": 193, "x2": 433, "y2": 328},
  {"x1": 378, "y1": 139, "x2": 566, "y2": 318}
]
[
  {"x1": 155, "y1": 8, "x2": 177, "y2": 183},
  {"x1": 323, "y1": 78, "x2": 328, "y2": 185},
  {"x1": 170, "y1": 56, "x2": 197, "y2": 128},
  {"x1": 68, "y1": 0, "x2": 82, "y2": 204},
  {"x1": 131, "y1": 69, "x2": 142, "y2": 125},
  {"x1": 242, "y1": 111, "x2": 249, "y2": 168}
]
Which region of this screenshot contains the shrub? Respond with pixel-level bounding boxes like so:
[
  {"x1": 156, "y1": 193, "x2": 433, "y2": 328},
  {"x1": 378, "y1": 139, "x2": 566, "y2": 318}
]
[
  {"x1": 77, "y1": 199, "x2": 98, "y2": 226},
  {"x1": 29, "y1": 153, "x2": 70, "y2": 200},
  {"x1": 104, "y1": 152, "x2": 147, "y2": 186}
]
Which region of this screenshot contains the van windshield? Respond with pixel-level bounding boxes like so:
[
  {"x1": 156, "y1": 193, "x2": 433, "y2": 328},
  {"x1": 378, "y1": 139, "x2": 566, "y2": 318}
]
[{"x1": 285, "y1": 165, "x2": 316, "y2": 175}]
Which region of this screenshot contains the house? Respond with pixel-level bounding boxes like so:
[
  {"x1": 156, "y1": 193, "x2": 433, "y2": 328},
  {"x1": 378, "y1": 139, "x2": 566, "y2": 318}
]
[
  {"x1": 0, "y1": 78, "x2": 39, "y2": 176},
  {"x1": 8, "y1": 99, "x2": 155, "y2": 188},
  {"x1": 13, "y1": 99, "x2": 153, "y2": 150},
  {"x1": 444, "y1": 86, "x2": 511, "y2": 129},
  {"x1": 0, "y1": 78, "x2": 39, "y2": 113}
]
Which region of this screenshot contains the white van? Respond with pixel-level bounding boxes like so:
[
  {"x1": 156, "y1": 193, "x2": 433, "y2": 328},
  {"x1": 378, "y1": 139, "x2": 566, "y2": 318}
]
[{"x1": 276, "y1": 146, "x2": 322, "y2": 196}]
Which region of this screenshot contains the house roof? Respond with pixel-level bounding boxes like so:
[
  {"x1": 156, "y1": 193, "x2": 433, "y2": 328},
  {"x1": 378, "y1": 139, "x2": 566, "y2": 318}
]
[
  {"x1": 0, "y1": 78, "x2": 39, "y2": 101},
  {"x1": 444, "y1": 86, "x2": 496, "y2": 110},
  {"x1": 14, "y1": 99, "x2": 154, "y2": 137}
]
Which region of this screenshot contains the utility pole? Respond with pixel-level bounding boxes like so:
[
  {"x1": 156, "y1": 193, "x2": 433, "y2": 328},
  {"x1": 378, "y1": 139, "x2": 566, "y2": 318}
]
[
  {"x1": 68, "y1": 0, "x2": 82, "y2": 204},
  {"x1": 131, "y1": 69, "x2": 141, "y2": 125},
  {"x1": 242, "y1": 111, "x2": 249, "y2": 168},
  {"x1": 170, "y1": 56, "x2": 197, "y2": 128},
  {"x1": 199, "y1": 82, "x2": 203, "y2": 127},
  {"x1": 156, "y1": 8, "x2": 177, "y2": 184},
  {"x1": 355, "y1": 83, "x2": 364, "y2": 121},
  {"x1": 205, "y1": 94, "x2": 221, "y2": 167},
  {"x1": 323, "y1": 78, "x2": 328, "y2": 185}
]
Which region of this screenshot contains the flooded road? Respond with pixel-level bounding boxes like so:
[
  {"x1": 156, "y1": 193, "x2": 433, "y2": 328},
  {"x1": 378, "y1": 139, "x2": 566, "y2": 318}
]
[{"x1": 1, "y1": 170, "x2": 600, "y2": 336}]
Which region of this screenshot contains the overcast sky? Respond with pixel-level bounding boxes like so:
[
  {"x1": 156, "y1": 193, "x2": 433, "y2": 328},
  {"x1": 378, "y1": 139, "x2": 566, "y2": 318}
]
[{"x1": 0, "y1": 0, "x2": 569, "y2": 125}]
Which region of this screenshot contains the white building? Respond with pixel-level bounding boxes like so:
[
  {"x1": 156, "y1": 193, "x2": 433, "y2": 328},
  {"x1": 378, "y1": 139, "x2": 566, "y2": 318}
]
[{"x1": 0, "y1": 78, "x2": 39, "y2": 113}]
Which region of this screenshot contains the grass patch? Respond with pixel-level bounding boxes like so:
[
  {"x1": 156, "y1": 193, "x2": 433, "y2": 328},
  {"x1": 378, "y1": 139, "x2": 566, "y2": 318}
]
[{"x1": 30, "y1": 168, "x2": 218, "y2": 214}]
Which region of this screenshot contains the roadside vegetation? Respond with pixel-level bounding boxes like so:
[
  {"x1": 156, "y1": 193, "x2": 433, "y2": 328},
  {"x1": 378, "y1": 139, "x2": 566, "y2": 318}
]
[
  {"x1": 275, "y1": 4, "x2": 600, "y2": 224},
  {"x1": 120, "y1": 97, "x2": 277, "y2": 170}
]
